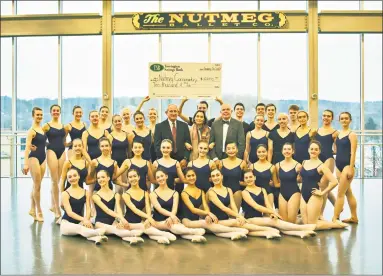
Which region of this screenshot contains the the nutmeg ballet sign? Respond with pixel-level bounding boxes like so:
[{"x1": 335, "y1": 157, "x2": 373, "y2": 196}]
[{"x1": 133, "y1": 12, "x2": 287, "y2": 30}]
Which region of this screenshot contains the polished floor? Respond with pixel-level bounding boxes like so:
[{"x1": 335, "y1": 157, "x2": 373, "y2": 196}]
[{"x1": 1, "y1": 178, "x2": 382, "y2": 275}]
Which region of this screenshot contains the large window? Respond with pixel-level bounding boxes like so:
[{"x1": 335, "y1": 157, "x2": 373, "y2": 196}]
[
  {"x1": 364, "y1": 34, "x2": 382, "y2": 178},
  {"x1": 113, "y1": 35, "x2": 159, "y2": 121},
  {"x1": 1, "y1": 0, "x2": 12, "y2": 15},
  {"x1": 16, "y1": 0, "x2": 58, "y2": 15},
  {"x1": 318, "y1": 1, "x2": 360, "y2": 11},
  {"x1": 364, "y1": 1, "x2": 383, "y2": 10},
  {"x1": 260, "y1": 1, "x2": 307, "y2": 10},
  {"x1": 260, "y1": 34, "x2": 308, "y2": 113},
  {"x1": 211, "y1": 1, "x2": 258, "y2": 11},
  {"x1": 16, "y1": 37, "x2": 58, "y2": 131},
  {"x1": 62, "y1": 1, "x2": 102, "y2": 14},
  {"x1": 1, "y1": 38, "x2": 12, "y2": 130},
  {"x1": 211, "y1": 34, "x2": 258, "y2": 122},
  {"x1": 162, "y1": 0, "x2": 208, "y2": 11},
  {"x1": 318, "y1": 35, "x2": 361, "y2": 130},
  {"x1": 113, "y1": 1, "x2": 159, "y2": 12},
  {"x1": 62, "y1": 36, "x2": 102, "y2": 126}
]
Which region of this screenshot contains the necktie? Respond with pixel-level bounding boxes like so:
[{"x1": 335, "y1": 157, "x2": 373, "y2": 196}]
[
  {"x1": 223, "y1": 120, "x2": 229, "y2": 125},
  {"x1": 172, "y1": 122, "x2": 177, "y2": 153}
]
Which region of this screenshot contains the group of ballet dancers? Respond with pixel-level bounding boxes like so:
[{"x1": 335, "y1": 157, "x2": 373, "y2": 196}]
[{"x1": 21, "y1": 96, "x2": 358, "y2": 245}]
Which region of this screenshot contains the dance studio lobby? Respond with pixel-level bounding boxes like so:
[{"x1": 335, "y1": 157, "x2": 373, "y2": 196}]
[{"x1": 1, "y1": 1, "x2": 382, "y2": 275}]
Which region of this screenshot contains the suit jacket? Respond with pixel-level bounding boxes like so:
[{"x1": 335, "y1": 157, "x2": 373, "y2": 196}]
[
  {"x1": 154, "y1": 119, "x2": 191, "y2": 161},
  {"x1": 209, "y1": 118, "x2": 245, "y2": 160}
]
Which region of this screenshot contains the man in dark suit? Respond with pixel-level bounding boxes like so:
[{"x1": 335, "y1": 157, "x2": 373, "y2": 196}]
[
  {"x1": 209, "y1": 104, "x2": 245, "y2": 163},
  {"x1": 154, "y1": 104, "x2": 191, "y2": 168}
]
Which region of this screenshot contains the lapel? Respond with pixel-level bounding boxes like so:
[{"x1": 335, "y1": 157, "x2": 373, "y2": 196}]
[{"x1": 163, "y1": 119, "x2": 173, "y2": 138}]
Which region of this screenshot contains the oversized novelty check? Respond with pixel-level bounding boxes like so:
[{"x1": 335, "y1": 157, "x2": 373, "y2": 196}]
[{"x1": 149, "y1": 63, "x2": 222, "y2": 98}]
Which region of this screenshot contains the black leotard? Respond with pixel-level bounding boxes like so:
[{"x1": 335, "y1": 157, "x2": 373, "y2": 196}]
[
  {"x1": 221, "y1": 161, "x2": 244, "y2": 193},
  {"x1": 293, "y1": 128, "x2": 311, "y2": 164},
  {"x1": 86, "y1": 130, "x2": 105, "y2": 160},
  {"x1": 152, "y1": 191, "x2": 176, "y2": 221},
  {"x1": 252, "y1": 164, "x2": 273, "y2": 194},
  {"x1": 300, "y1": 162, "x2": 322, "y2": 203},
  {"x1": 278, "y1": 162, "x2": 300, "y2": 202},
  {"x1": 335, "y1": 132, "x2": 352, "y2": 172},
  {"x1": 68, "y1": 123, "x2": 86, "y2": 150},
  {"x1": 269, "y1": 130, "x2": 294, "y2": 164},
  {"x1": 262, "y1": 123, "x2": 279, "y2": 132},
  {"x1": 315, "y1": 129, "x2": 336, "y2": 162},
  {"x1": 155, "y1": 160, "x2": 180, "y2": 192},
  {"x1": 130, "y1": 161, "x2": 149, "y2": 191},
  {"x1": 29, "y1": 129, "x2": 47, "y2": 165},
  {"x1": 181, "y1": 190, "x2": 202, "y2": 221},
  {"x1": 241, "y1": 189, "x2": 265, "y2": 218},
  {"x1": 208, "y1": 188, "x2": 230, "y2": 220},
  {"x1": 62, "y1": 190, "x2": 86, "y2": 224},
  {"x1": 124, "y1": 192, "x2": 145, "y2": 223},
  {"x1": 111, "y1": 134, "x2": 128, "y2": 167},
  {"x1": 94, "y1": 193, "x2": 116, "y2": 225},
  {"x1": 249, "y1": 133, "x2": 268, "y2": 163},
  {"x1": 46, "y1": 123, "x2": 66, "y2": 159},
  {"x1": 191, "y1": 161, "x2": 212, "y2": 193}
]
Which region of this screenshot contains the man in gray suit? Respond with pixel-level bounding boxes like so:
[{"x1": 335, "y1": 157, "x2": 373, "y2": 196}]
[{"x1": 209, "y1": 104, "x2": 245, "y2": 163}]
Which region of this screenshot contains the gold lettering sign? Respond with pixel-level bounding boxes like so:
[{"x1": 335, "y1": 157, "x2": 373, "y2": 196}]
[{"x1": 133, "y1": 12, "x2": 287, "y2": 30}]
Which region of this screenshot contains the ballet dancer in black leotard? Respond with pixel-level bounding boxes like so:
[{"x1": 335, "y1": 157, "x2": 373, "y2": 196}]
[
  {"x1": 293, "y1": 111, "x2": 317, "y2": 164},
  {"x1": 250, "y1": 144, "x2": 279, "y2": 207},
  {"x1": 65, "y1": 105, "x2": 86, "y2": 159},
  {"x1": 92, "y1": 170, "x2": 144, "y2": 244},
  {"x1": 152, "y1": 139, "x2": 187, "y2": 194},
  {"x1": 150, "y1": 169, "x2": 206, "y2": 243},
  {"x1": 42, "y1": 104, "x2": 68, "y2": 219},
  {"x1": 241, "y1": 169, "x2": 317, "y2": 238},
  {"x1": 187, "y1": 140, "x2": 216, "y2": 193},
  {"x1": 263, "y1": 104, "x2": 280, "y2": 132},
  {"x1": 107, "y1": 114, "x2": 129, "y2": 203},
  {"x1": 22, "y1": 107, "x2": 47, "y2": 222},
  {"x1": 88, "y1": 137, "x2": 128, "y2": 192},
  {"x1": 300, "y1": 140, "x2": 348, "y2": 230},
  {"x1": 116, "y1": 140, "x2": 156, "y2": 191},
  {"x1": 245, "y1": 115, "x2": 272, "y2": 164},
  {"x1": 129, "y1": 111, "x2": 153, "y2": 162},
  {"x1": 315, "y1": 109, "x2": 338, "y2": 218},
  {"x1": 181, "y1": 168, "x2": 248, "y2": 240},
  {"x1": 275, "y1": 143, "x2": 302, "y2": 223},
  {"x1": 268, "y1": 113, "x2": 294, "y2": 209},
  {"x1": 99, "y1": 106, "x2": 112, "y2": 133},
  {"x1": 333, "y1": 112, "x2": 358, "y2": 224},
  {"x1": 207, "y1": 168, "x2": 280, "y2": 239},
  {"x1": 121, "y1": 169, "x2": 177, "y2": 244},
  {"x1": 220, "y1": 141, "x2": 247, "y2": 209},
  {"x1": 135, "y1": 96, "x2": 159, "y2": 162},
  {"x1": 59, "y1": 139, "x2": 91, "y2": 192},
  {"x1": 60, "y1": 168, "x2": 107, "y2": 244},
  {"x1": 82, "y1": 110, "x2": 109, "y2": 215}
]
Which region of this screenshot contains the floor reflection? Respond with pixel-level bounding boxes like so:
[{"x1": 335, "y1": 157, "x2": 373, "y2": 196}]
[{"x1": 1, "y1": 178, "x2": 382, "y2": 274}]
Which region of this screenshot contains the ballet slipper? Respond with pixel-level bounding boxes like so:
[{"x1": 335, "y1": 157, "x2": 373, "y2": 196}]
[
  {"x1": 157, "y1": 237, "x2": 170, "y2": 244},
  {"x1": 29, "y1": 210, "x2": 36, "y2": 220},
  {"x1": 231, "y1": 233, "x2": 247, "y2": 241},
  {"x1": 191, "y1": 236, "x2": 205, "y2": 243},
  {"x1": 192, "y1": 228, "x2": 205, "y2": 236},
  {"x1": 55, "y1": 217, "x2": 62, "y2": 225},
  {"x1": 49, "y1": 207, "x2": 55, "y2": 213},
  {"x1": 100, "y1": 236, "x2": 108, "y2": 242},
  {"x1": 342, "y1": 217, "x2": 358, "y2": 224},
  {"x1": 36, "y1": 212, "x2": 44, "y2": 222},
  {"x1": 266, "y1": 233, "x2": 281, "y2": 239},
  {"x1": 164, "y1": 232, "x2": 177, "y2": 241},
  {"x1": 96, "y1": 228, "x2": 106, "y2": 236}
]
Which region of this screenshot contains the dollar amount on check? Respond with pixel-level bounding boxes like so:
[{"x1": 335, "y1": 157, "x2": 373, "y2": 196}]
[{"x1": 149, "y1": 63, "x2": 222, "y2": 98}]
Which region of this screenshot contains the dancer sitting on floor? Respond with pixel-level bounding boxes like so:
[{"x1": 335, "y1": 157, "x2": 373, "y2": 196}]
[
  {"x1": 60, "y1": 168, "x2": 107, "y2": 245},
  {"x1": 180, "y1": 168, "x2": 248, "y2": 240}
]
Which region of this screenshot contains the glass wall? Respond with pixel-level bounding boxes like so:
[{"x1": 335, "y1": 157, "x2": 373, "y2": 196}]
[
  {"x1": 62, "y1": 36, "x2": 102, "y2": 125},
  {"x1": 318, "y1": 35, "x2": 361, "y2": 130},
  {"x1": 16, "y1": 0, "x2": 58, "y2": 15},
  {"x1": 1, "y1": 38, "x2": 12, "y2": 130}
]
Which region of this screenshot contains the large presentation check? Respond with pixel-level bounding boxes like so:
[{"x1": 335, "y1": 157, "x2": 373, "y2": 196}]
[{"x1": 149, "y1": 63, "x2": 222, "y2": 98}]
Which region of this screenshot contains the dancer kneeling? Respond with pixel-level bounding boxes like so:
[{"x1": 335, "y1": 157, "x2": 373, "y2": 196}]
[
  {"x1": 241, "y1": 169, "x2": 317, "y2": 238},
  {"x1": 92, "y1": 170, "x2": 144, "y2": 244},
  {"x1": 181, "y1": 168, "x2": 248, "y2": 240},
  {"x1": 149, "y1": 169, "x2": 206, "y2": 243},
  {"x1": 60, "y1": 168, "x2": 107, "y2": 245},
  {"x1": 207, "y1": 168, "x2": 281, "y2": 239},
  {"x1": 121, "y1": 169, "x2": 177, "y2": 244},
  {"x1": 299, "y1": 140, "x2": 348, "y2": 230}
]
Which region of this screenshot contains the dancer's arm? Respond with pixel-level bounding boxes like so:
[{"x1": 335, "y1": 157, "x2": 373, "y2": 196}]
[
  {"x1": 244, "y1": 132, "x2": 251, "y2": 163},
  {"x1": 268, "y1": 138, "x2": 273, "y2": 162},
  {"x1": 92, "y1": 194, "x2": 124, "y2": 220},
  {"x1": 174, "y1": 161, "x2": 187, "y2": 183},
  {"x1": 59, "y1": 161, "x2": 71, "y2": 192},
  {"x1": 208, "y1": 189, "x2": 241, "y2": 218},
  {"x1": 242, "y1": 189, "x2": 276, "y2": 216},
  {"x1": 122, "y1": 192, "x2": 152, "y2": 220},
  {"x1": 149, "y1": 192, "x2": 174, "y2": 218},
  {"x1": 62, "y1": 191, "x2": 88, "y2": 223},
  {"x1": 136, "y1": 96, "x2": 150, "y2": 112},
  {"x1": 114, "y1": 159, "x2": 130, "y2": 179},
  {"x1": 146, "y1": 162, "x2": 157, "y2": 184},
  {"x1": 348, "y1": 132, "x2": 357, "y2": 179},
  {"x1": 271, "y1": 165, "x2": 280, "y2": 188},
  {"x1": 201, "y1": 191, "x2": 218, "y2": 223},
  {"x1": 313, "y1": 165, "x2": 339, "y2": 197},
  {"x1": 81, "y1": 131, "x2": 92, "y2": 163},
  {"x1": 178, "y1": 97, "x2": 192, "y2": 125},
  {"x1": 22, "y1": 130, "x2": 34, "y2": 175}
]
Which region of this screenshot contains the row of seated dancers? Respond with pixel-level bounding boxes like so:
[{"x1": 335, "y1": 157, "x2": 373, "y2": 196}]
[{"x1": 22, "y1": 101, "x2": 358, "y2": 232}]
